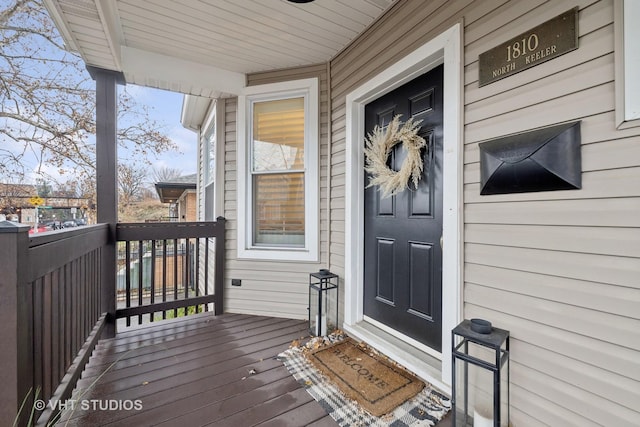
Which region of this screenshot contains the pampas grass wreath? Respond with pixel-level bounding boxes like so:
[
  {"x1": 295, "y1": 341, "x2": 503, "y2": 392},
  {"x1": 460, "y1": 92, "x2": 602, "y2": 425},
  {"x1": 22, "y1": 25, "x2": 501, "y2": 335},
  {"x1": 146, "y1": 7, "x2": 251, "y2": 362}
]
[{"x1": 364, "y1": 115, "x2": 426, "y2": 198}]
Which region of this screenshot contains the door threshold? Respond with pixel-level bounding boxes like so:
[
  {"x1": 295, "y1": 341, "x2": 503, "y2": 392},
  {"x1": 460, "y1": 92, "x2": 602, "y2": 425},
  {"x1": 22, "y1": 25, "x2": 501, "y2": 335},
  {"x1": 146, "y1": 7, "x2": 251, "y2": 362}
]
[{"x1": 344, "y1": 321, "x2": 451, "y2": 395}]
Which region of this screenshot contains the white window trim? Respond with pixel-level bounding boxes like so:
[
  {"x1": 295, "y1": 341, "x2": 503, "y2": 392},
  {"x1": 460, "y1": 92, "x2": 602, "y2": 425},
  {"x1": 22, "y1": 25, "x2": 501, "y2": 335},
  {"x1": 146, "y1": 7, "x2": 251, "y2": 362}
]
[
  {"x1": 615, "y1": 0, "x2": 640, "y2": 129},
  {"x1": 237, "y1": 78, "x2": 319, "y2": 261},
  {"x1": 202, "y1": 106, "x2": 216, "y2": 221},
  {"x1": 200, "y1": 100, "x2": 226, "y2": 220},
  {"x1": 214, "y1": 100, "x2": 226, "y2": 219}
]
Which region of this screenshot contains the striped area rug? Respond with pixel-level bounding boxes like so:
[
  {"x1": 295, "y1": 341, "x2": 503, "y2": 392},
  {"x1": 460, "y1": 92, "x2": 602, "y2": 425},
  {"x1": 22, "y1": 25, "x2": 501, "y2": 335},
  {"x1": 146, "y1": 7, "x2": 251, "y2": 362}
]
[{"x1": 278, "y1": 336, "x2": 450, "y2": 427}]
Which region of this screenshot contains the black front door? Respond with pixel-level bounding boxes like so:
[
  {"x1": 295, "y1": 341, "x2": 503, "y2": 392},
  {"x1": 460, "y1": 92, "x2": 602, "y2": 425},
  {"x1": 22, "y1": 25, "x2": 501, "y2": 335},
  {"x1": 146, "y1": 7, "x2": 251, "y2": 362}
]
[{"x1": 363, "y1": 65, "x2": 443, "y2": 351}]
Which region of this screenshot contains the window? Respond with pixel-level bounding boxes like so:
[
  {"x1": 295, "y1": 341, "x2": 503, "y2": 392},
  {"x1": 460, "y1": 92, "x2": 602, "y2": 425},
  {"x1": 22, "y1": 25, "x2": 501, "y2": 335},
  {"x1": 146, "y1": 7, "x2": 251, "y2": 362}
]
[
  {"x1": 203, "y1": 111, "x2": 216, "y2": 221},
  {"x1": 200, "y1": 100, "x2": 225, "y2": 222},
  {"x1": 238, "y1": 78, "x2": 319, "y2": 261},
  {"x1": 252, "y1": 97, "x2": 305, "y2": 246},
  {"x1": 615, "y1": 0, "x2": 640, "y2": 128}
]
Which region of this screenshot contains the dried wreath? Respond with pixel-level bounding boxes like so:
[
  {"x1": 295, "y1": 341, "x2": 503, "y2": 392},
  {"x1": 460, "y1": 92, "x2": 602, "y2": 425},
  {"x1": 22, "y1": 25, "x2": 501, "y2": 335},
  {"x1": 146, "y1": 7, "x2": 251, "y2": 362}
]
[{"x1": 364, "y1": 115, "x2": 426, "y2": 198}]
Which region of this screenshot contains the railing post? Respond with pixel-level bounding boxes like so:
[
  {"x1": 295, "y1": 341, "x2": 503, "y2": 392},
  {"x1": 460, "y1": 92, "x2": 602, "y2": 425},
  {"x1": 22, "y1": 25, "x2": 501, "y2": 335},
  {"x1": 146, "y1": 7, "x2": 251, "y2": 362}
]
[
  {"x1": 214, "y1": 217, "x2": 226, "y2": 315},
  {"x1": 0, "y1": 221, "x2": 33, "y2": 426},
  {"x1": 88, "y1": 66, "x2": 125, "y2": 338}
]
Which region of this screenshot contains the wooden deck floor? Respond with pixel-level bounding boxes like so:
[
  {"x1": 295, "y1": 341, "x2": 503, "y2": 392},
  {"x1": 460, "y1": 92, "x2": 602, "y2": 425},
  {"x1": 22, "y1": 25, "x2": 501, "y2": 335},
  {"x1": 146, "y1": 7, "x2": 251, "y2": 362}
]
[{"x1": 56, "y1": 312, "x2": 338, "y2": 427}]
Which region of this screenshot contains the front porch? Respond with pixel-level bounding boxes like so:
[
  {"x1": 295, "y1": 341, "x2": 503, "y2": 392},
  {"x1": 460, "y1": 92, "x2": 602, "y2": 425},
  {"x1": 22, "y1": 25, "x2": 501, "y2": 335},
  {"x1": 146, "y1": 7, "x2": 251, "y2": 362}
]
[
  {"x1": 2, "y1": 0, "x2": 635, "y2": 425},
  {"x1": 56, "y1": 312, "x2": 336, "y2": 427},
  {"x1": 0, "y1": 220, "x2": 453, "y2": 426}
]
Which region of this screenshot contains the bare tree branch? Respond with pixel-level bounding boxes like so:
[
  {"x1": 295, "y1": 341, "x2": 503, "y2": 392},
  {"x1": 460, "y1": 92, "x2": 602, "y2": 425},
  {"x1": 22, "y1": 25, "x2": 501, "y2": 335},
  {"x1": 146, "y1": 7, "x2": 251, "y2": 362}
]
[
  {"x1": 0, "y1": 0, "x2": 176, "y2": 185},
  {"x1": 118, "y1": 163, "x2": 149, "y2": 211},
  {"x1": 151, "y1": 166, "x2": 184, "y2": 183}
]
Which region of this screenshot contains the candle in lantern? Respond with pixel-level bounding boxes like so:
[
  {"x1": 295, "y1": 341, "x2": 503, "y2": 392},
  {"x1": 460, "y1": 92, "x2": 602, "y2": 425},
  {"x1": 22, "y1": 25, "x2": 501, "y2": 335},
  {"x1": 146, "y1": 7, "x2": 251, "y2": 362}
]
[{"x1": 473, "y1": 407, "x2": 493, "y2": 427}]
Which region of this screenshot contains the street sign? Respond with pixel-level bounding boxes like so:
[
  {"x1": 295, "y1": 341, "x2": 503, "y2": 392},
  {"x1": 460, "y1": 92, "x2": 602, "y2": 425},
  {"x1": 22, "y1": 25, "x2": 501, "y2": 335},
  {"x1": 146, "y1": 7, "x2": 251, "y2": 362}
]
[{"x1": 29, "y1": 196, "x2": 44, "y2": 206}]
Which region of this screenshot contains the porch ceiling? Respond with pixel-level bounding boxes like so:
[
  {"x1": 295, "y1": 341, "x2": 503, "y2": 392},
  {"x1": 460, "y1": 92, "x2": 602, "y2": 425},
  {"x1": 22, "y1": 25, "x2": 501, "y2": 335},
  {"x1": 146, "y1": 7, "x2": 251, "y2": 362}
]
[{"x1": 44, "y1": 0, "x2": 395, "y2": 97}]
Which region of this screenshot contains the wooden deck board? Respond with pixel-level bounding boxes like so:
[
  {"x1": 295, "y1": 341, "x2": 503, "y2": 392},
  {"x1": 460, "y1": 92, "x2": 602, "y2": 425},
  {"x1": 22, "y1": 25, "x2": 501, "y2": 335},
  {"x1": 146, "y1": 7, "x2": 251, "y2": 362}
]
[
  {"x1": 255, "y1": 400, "x2": 333, "y2": 427},
  {"x1": 55, "y1": 311, "x2": 453, "y2": 426},
  {"x1": 55, "y1": 312, "x2": 336, "y2": 427},
  {"x1": 77, "y1": 319, "x2": 305, "y2": 385}
]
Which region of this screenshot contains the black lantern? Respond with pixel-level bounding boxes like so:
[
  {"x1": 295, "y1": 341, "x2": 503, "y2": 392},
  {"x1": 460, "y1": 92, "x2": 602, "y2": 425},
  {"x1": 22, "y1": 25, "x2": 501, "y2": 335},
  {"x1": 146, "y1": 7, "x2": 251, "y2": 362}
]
[
  {"x1": 308, "y1": 269, "x2": 339, "y2": 336},
  {"x1": 452, "y1": 319, "x2": 510, "y2": 427}
]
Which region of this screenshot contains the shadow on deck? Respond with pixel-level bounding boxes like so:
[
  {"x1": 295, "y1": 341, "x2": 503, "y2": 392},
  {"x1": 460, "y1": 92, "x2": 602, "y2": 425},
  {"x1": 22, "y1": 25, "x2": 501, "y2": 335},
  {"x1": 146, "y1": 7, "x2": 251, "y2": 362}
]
[{"x1": 57, "y1": 312, "x2": 338, "y2": 427}]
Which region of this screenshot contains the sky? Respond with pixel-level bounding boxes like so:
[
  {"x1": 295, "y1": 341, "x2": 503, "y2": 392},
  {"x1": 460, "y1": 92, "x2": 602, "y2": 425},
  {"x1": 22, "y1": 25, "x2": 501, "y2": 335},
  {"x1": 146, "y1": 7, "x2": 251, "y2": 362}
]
[
  {"x1": 118, "y1": 85, "x2": 198, "y2": 177},
  {"x1": 1, "y1": 1, "x2": 197, "y2": 186},
  {"x1": 28, "y1": 85, "x2": 198, "y2": 184}
]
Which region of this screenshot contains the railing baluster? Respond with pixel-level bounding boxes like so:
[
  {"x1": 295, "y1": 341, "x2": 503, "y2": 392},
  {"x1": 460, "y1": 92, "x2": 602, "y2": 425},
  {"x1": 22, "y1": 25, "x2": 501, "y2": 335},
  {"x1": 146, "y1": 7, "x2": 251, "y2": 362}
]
[
  {"x1": 51, "y1": 268, "x2": 60, "y2": 389},
  {"x1": 138, "y1": 240, "x2": 143, "y2": 325},
  {"x1": 86, "y1": 253, "x2": 90, "y2": 337},
  {"x1": 86, "y1": 252, "x2": 91, "y2": 332},
  {"x1": 184, "y1": 238, "x2": 189, "y2": 309},
  {"x1": 74, "y1": 260, "x2": 78, "y2": 353},
  {"x1": 125, "y1": 241, "x2": 131, "y2": 327},
  {"x1": 195, "y1": 238, "x2": 200, "y2": 313},
  {"x1": 204, "y1": 237, "x2": 209, "y2": 312},
  {"x1": 79, "y1": 258, "x2": 84, "y2": 348},
  {"x1": 83, "y1": 256, "x2": 87, "y2": 341},
  {"x1": 64, "y1": 262, "x2": 71, "y2": 370},
  {"x1": 80, "y1": 255, "x2": 86, "y2": 343},
  {"x1": 162, "y1": 239, "x2": 167, "y2": 320},
  {"x1": 33, "y1": 276, "x2": 44, "y2": 412},
  {"x1": 173, "y1": 238, "x2": 178, "y2": 318},
  {"x1": 150, "y1": 240, "x2": 156, "y2": 322},
  {"x1": 43, "y1": 273, "x2": 52, "y2": 402},
  {"x1": 79, "y1": 256, "x2": 84, "y2": 344}
]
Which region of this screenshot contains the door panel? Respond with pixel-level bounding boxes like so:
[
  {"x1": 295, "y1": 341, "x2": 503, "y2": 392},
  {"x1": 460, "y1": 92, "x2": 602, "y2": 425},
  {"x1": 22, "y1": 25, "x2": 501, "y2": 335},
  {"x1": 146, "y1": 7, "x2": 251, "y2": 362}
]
[
  {"x1": 410, "y1": 131, "x2": 434, "y2": 217},
  {"x1": 363, "y1": 65, "x2": 443, "y2": 351},
  {"x1": 376, "y1": 238, "x2": 396, "y2": 304},
  {"x1": 408, "y1": 241, "x2": 434, "y2": 320},
  {"x1": 378, "y1": 186, "x2": 394, "y2": 216}
]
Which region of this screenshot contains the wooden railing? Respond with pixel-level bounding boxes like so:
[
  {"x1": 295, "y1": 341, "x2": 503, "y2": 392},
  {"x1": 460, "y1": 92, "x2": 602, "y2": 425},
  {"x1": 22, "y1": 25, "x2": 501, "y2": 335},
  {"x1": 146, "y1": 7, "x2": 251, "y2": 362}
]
[
  {"x1": 0, "y1": 222, "x2": 109, "y2": 426},
  {"x1": 0, "y1": 217, "x2": 226, "y2": 426},
  {"x1": 114, "y1": 218, "x2": 225, "y2": 326}
]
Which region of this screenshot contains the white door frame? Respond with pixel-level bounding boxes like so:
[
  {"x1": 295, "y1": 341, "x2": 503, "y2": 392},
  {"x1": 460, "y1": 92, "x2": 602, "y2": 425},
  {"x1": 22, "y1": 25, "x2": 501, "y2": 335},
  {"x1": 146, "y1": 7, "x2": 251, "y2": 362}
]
[{"x1": 343, "y1": 23, "x2": 463, "y2": 390}]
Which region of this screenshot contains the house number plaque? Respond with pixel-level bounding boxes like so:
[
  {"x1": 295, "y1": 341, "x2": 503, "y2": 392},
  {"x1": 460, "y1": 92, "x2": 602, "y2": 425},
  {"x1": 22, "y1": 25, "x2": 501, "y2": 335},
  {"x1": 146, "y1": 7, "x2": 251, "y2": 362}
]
[{"x1": 478, "y1": 7, "x2": 578, "y2": 86}]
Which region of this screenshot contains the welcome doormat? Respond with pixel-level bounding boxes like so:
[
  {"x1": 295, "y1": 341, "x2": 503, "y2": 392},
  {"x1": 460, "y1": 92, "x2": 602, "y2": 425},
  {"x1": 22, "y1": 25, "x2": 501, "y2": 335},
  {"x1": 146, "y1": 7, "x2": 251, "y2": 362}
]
[
  {"x1": 278, "y1": 334, "x2": 450, "y2": 426},
  {"x1": 308, "y1": 338, "x2": 424, "y2": 417}
]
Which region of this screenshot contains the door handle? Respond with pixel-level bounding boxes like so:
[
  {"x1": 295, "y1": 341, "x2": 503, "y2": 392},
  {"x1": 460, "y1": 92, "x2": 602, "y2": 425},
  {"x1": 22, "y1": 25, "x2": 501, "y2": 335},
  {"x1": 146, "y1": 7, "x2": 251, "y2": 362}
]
[{"x1": 440, "y1": 235, "x2": 443, "y2": 249}]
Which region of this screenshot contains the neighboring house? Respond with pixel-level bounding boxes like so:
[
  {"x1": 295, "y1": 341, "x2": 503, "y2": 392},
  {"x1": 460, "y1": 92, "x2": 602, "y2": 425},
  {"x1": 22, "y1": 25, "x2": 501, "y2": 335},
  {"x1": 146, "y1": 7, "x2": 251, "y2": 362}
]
[
  {"x1": 46, "y1": 1, "x2": 640, "y2": 425},
  {"x1": 154, "y1": 173, "x2": 197, "y2": 222}
]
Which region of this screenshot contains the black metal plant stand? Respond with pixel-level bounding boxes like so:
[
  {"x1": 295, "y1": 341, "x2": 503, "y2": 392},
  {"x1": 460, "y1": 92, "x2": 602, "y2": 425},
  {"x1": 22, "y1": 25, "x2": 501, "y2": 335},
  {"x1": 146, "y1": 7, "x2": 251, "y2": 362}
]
[{"x1": 451, "y1": 319, "x2": 510, "y2": 427}]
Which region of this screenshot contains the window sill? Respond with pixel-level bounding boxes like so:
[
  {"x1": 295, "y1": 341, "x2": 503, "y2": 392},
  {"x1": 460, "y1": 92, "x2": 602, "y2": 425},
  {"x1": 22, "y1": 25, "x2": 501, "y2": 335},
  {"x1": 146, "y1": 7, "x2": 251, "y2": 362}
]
[
  {"x1": 237, "y1": 246, "x2": 318, "y2": 262},
  {"x1": 616, "y1": 117, "x2": 640, "y2": 130}
]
